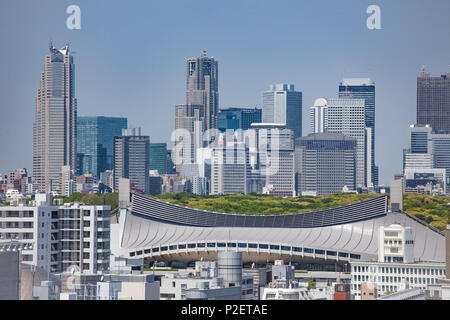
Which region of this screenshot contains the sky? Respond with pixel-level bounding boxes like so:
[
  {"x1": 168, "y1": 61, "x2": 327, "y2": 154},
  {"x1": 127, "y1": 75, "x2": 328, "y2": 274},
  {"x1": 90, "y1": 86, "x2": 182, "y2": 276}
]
[{"x1": 0, "y1": 0, "x2": 449, "y2": 185}]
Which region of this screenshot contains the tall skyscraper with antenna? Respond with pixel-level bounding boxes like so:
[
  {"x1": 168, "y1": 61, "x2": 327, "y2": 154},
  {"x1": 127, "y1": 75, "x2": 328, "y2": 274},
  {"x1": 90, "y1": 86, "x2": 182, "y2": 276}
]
[
  {"x1": 185, "y1": 51, "x2": 219, "y2": 131},
  {"x1": 33, "y1": 43, "x2": 77, "y2": 193}
]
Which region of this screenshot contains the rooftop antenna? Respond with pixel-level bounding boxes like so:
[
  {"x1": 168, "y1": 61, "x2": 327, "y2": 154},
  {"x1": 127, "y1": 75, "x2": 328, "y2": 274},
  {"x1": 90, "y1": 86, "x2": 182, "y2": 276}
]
[
  {"x1": 421, "y1": 65, "x2": 426, "y2": 76},
  {"x1": 202, "y1": 50, "x2": 207, "y2": 58}
]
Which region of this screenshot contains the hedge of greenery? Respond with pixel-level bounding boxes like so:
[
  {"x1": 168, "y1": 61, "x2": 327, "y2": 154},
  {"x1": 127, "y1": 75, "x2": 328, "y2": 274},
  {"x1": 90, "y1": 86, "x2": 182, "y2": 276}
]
[
  {"x1": 154, "y1": 192, "x2": 381, "y2": 215},
  {"x1": 53, "y1": 192, "x2": 119, "y2": 210},
  {"x1": 403, "y1": 193, "x2": 450, "y2": 231}
]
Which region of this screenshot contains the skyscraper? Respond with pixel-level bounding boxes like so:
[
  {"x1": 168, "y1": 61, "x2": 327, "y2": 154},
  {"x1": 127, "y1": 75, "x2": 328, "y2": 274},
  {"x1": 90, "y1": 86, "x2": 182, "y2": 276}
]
[
  {"x1": 33, "y1": 44, "x2": 77, "y2": 193},
  {"x1": 417, "y1": 71, "x2": 450, "y2": 133},
  {"x1": 312, "y1": 98, "x2": 371, "y2": 188},
  {"x1": 251, "y1": 123, "x2": 296, "y2": 197},
  {"x1": 296, "y1": 133, "x2": 357, "y2": 196},
  {"x1": 339, "y1": 78, "x2": 377, "y2": 185},
  {"x1": 186, "y1": 52, "x2": 219, "y2": 131},
  {"x1": 211, "y1": 143, "x2": 248, "y2": 195},
  {"x1": 150, "y1": 143, "x2": 168, "y2": 174},
  {"x1": 113, "y1": 128, "x2": 150, "y2": 194},
  {"x1": 76, "y1": 116, "x2": 127, "y2": 177},
  {"x1": 173, "y1": 103, "x2": 204, "y2": 171},
  {"x1": 262, "y1": 84, "x2": 302, "y2": 139}
]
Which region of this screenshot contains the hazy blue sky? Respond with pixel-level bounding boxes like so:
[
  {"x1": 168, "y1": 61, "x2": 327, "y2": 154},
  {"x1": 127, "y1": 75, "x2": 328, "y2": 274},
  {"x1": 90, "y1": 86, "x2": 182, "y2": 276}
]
[{"x1": 0, "y1": 0, "x2": 449, "y2": 185}]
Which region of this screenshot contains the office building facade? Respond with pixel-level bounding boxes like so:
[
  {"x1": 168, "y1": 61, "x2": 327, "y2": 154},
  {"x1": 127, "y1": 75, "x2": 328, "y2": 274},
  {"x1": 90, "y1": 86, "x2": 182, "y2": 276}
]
[
  {"x1": 295, "y1": 133, "x2": 357, "y2": 196},
  {"x1": 211, "y1": 143, "x2": 248, "y2": 195},
  {"x1": 150, "y1": 143, "x2": 168, "y2": 175},
  {"x1": 262, "y1": 84, "x2": 302, "y2": 139},
  {"x1": 33, "y1": 44, "x2": 77, "y2": 193},
  {"x1": 312, "y1": 98, "x2": 370, "y2": 188},
  {"x1": 403, "y1": 124, "x2": 450, "y2": 186},
  {"x1": 251, "y1": 123, "x2": 296, "y2": 197},
  {"x1": 417, "y1": 72, "x2": 450, "y2": 133},
  {"x1": 76, "y1": 116, "x2": 127, "y2": 177},
  {"x1": 339, "y1": 78, "x2": 377, "y2": 185},
  {"x1": 218, "y1": 107, "x2": 262, "y2": 132},
  {"x1": 113, "y1": 129, "x2": 150, "y2": 194}
]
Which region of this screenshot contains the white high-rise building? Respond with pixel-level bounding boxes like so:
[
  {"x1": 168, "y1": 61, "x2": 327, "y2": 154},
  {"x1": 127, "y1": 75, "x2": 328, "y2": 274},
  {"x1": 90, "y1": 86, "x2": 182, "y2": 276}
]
[
  {"x1": 211, "y1": 143, "x2": 247, "y2": 195},
  {"x1": 311, "y1": 98, "x2": 371, "y2": 188},
  {"x1": 251, "y1": 123, "x2": 296, "y2": 197},
  {"x1": 262, "y1": 84, "x2": 302, "y2": 139}
]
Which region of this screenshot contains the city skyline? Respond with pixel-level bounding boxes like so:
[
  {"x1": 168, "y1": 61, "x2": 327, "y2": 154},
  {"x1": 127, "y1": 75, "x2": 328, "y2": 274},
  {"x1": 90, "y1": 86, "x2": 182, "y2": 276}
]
[{"x1": 1, "y1": 0, "x2": 450, "y2": 186}]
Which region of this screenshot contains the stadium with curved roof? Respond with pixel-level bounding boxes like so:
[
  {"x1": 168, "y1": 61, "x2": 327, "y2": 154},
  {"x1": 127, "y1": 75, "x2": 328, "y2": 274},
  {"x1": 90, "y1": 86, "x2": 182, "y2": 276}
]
[{"x1": 116, "y1": 193, "x2": 446, "y2": 266}]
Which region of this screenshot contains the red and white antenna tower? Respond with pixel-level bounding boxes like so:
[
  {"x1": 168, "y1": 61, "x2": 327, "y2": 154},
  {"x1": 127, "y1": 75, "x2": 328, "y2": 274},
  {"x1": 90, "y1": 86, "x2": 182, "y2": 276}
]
[{"x1": 202, "y1": 50, "x2": 207, "y2": 57}]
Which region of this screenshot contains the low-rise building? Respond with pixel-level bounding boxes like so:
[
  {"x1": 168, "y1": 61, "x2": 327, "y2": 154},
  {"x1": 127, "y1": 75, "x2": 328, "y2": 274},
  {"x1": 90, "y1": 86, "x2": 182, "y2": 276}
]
[{"x1": 351, "y1": 223, "x2": 446, "y2": 299}]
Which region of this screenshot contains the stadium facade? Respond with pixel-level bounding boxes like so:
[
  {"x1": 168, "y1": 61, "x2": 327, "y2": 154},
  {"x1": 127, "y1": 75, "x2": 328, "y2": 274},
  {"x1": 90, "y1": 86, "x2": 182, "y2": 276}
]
[{"x1": 115, "y1": 193, "x2": 445, "y2": 266}]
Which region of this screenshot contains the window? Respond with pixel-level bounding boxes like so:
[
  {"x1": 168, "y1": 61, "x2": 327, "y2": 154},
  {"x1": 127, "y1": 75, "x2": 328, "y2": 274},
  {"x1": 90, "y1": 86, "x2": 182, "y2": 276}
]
[{"x1": 207, "y1": 243, "x2": 216, "y2": 248}]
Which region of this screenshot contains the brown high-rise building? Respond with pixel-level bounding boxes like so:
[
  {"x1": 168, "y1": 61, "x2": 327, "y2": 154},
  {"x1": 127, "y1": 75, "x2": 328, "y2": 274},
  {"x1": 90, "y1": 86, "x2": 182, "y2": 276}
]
[
  {"x1": 417, "y1": 71, "x2": 450, "y2": 133},
  {"x1": 186, "y1": 52, "x2": 218, "y2": 131},
  {"x1": 33, "y1": 44, "x2": 77, "y2": 193}
]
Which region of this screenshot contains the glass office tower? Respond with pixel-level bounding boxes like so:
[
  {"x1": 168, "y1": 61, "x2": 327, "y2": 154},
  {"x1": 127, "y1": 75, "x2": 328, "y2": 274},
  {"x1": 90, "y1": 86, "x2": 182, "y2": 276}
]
[
  {"x1": 218, "y1": 107, "x2": 262, "y2": 132},
  {"x1": 150, "y1": 143, "x2": 168, "y2": 174},
  {"x1": 77, "y1": 116, "x2": 127, "y2": 177}
]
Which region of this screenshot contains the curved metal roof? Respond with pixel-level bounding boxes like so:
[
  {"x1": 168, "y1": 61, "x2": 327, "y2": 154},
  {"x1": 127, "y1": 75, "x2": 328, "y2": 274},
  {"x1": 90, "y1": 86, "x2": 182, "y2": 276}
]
[{"x1": 119, "y1": 194, "x2": 445, "y2": 263}]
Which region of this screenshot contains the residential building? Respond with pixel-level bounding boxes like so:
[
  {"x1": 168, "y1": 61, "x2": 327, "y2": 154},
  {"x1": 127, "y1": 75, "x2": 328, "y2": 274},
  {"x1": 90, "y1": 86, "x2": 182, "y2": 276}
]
[
  {"x1": 76, "y1": 116, "x2": 127, "y2": 177},
  {"x1": 33, "y1": 44, "x2": 77, "y2": 194},
  {"x1": 262, "y1": 84, "x2": 302, "y2": 139},
  {"x1": 417, "y1": 70, "x2": 450, "y2": 133},
  {"x1": 295, "y1": 133, "x2": 357, "y2": 196},
  {"x1": 0, "y1": 194, "x2": 110, "y2": 274},
  {"x1": 113, "y1": 128, "x2": 150, "y2": 194}
]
